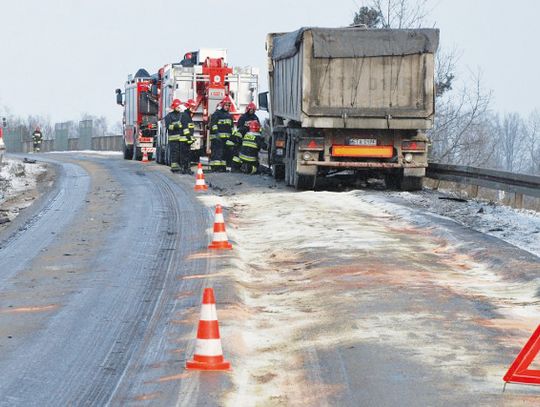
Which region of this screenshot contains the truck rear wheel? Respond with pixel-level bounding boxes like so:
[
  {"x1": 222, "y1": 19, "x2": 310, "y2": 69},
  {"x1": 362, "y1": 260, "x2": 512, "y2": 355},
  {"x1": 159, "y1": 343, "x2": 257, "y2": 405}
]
[
  {"x1": 284, "y1": 137, "x2": 294, "y2": 186},
  {"x1": 294, "y1": 173, "x2": 316, "y2": 190},
  {"x1": 123, "y1": 140, "x2": 133, "y2": 160},
  {"x1": 155, "y1": 145, "x2": 162, "y2": 164},
  {"x1": 285, "y1": 137, "x2": 316, "y2": 190},
  {"x1": 272, "y1": 164, "x2": 285, "y2": 180},
  {"x1": 400, "y1": 176, "x2": 423, "y2": 191}
]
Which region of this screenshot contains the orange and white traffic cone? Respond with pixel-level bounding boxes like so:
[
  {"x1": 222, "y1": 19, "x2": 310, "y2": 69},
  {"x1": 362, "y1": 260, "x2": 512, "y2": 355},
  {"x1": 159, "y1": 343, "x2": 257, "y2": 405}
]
[
  {"x1": 186, "y1": 288, "x2": 231, "y2": 371},
  {"x1": 142, "y1": 150, "x2": 149, "y2": 163},
  {"x1": 194, "y1": 163, "x2": 208, "y2": 191},
  {"x1": 208, "y1": 205, "x2": 233, "y2": 250}
]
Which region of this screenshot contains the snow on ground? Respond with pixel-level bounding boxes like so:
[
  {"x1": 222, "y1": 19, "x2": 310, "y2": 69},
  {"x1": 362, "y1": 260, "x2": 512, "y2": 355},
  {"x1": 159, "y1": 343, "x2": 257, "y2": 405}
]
[
  {"x1": 381, "y1": 189, "x2": 540, "y2": 258},
  {"x1": 0, "y1": 158, "x2": 47, "y2": 222}
]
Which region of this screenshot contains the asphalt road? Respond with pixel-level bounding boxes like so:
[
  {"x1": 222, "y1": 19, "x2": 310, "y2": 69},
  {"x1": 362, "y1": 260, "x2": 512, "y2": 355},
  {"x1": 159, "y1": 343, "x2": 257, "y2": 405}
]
[
  {"x1": 0, "y1": 153, "x2": 538, "y2": 407},
  {"x1": 0, "y1": 153, "x2": 233, "y2": 406}
]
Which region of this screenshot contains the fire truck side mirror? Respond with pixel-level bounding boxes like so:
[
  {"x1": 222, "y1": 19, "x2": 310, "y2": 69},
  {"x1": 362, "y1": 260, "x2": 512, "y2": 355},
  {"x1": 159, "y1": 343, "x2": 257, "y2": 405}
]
[
  {"x1": 115, "y1": 89, "x2": 124, "y2": 106},
  {"x1": 258, "y1": 92, "x2": 269, "y2": 112}
]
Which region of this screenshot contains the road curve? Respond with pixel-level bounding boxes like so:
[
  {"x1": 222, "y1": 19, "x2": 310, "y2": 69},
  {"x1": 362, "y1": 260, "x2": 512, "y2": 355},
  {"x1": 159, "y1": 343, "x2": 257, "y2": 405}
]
[{"x1": 0, "y1": 154, "x2": 231, "y2": 406}]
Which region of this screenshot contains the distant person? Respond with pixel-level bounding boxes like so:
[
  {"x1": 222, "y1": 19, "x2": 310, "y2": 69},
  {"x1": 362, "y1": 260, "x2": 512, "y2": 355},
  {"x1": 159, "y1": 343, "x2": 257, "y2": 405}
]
[
  {"x1": 164, "y1": 99, "x2": 183, "y2": 172},
  {"x1": 209, "y1": 96, "x2": 234, "y2": 172},
  {"x1": 239, "y1": 121, "x2": 267, "y2": 174},
  {"x1": 32, "y1": 127, "x2": 43, "y2": 153},
  {"x1": 237, "y1": 102, "x2": 259, "y2": 136}
]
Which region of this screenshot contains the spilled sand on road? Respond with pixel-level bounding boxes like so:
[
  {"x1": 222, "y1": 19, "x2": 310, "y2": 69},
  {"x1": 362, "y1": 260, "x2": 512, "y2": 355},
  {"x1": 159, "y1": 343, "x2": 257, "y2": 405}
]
[{"x1": 197, "y1": 190, "x2": 540, "y2": 405}]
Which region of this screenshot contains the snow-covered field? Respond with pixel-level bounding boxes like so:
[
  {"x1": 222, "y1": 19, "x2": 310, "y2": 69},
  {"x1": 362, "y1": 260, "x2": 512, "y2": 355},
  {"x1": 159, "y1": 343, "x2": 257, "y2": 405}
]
[{"x1": 0, "y1": 158, "x2": 47, "y2": 223}]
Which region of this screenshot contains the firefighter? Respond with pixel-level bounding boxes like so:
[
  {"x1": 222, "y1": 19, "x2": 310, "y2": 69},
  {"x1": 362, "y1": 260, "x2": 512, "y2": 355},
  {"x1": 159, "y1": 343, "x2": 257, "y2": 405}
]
[
  {"x1": 179, "y1": 99, "x2": 197, "y2": 175},
  {"x1": 237, "y1": 102, "x2": 259, "y2": 136},
  {"x1": 164, "y1": 99, "x2": 183, "y2": 172},
  {"x1": 239, "y1": 121, "x2": 267, "y2": 175},
  {"x1": 32, "y1": 127, "x2": 43, "y2": 153},
  {"x1": 209, "y1": 96, "x2": 234, "y2": 172}
]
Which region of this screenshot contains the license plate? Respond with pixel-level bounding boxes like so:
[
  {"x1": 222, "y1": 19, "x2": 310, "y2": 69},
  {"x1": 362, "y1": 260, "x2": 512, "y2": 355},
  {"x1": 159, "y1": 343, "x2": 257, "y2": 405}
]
[{"x1": 349, "y1": 138, "x2": 377, "y2": 146}]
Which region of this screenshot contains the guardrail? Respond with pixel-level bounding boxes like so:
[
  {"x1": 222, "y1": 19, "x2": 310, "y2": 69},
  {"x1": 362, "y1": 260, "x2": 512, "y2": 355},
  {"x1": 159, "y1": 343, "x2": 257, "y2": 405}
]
[{"x1": 427, "y1": 163, "x2": 540, "y2": 208}]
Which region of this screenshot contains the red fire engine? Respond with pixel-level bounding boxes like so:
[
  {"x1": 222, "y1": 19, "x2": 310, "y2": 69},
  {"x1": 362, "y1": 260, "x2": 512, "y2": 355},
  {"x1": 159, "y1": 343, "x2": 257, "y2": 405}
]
[
  {"x1": 115, "y1": 69, "x2": 158, "y2": 160},
  {"x1": 116, "y1": 50, "x2": 258, "y2": 164}
]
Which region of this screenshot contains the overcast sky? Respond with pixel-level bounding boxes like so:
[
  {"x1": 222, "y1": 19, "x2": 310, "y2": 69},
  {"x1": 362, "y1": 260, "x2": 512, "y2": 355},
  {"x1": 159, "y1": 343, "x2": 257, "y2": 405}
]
[{"x1": 1, "y1": 0, "x2": 538, "y2": 127}]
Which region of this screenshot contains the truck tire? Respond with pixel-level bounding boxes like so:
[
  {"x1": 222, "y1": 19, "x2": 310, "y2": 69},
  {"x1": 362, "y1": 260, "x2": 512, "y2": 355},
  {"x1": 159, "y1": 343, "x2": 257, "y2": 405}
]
[
  {"x1": 294, "y1": 173, "x2": 317, "y2": 190},
  {"x1": 155, "y1": 145, "x2": 162, "y2": 164},
  {"x1": 165, "y1": 144, "x2": 171, "y2": 167},
  {"x1": 400, "y1": 176, "x2": 423, "y2": 191},
  {"x1": 123, "y1": 140, "x2": 133, "y2": 160},
  {"x1": 284, "y1": 137, "x2": 294, "y2": 186},
  {"x1": 384, "y1": 172, "x2": 400, "y2": 189},
  {"x1": 272, "y1": 164, "x2": 285, "y2": 180},
  {"x1": 285, "y1": 136, "x2": 316, "y2": 190}
]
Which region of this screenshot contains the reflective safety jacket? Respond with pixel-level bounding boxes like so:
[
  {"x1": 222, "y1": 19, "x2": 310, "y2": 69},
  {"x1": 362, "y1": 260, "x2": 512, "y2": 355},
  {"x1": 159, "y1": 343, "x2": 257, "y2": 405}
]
[
  {"x1": 239, "y1": 131, "x2": 267, "y2": 162},
  {"x1": 32, "y1": 131, "x2": 43, "y2": 143},
  {"x1": 164, "y1": 110, "x2": 183, "y2": 141},
  {"x1": 237, "y1": 112, "x2": 260, "y2": 135},
  {"x1": 180, "y1": 110, "x2": 195, "y2": 144},
  {"x1": 209, "y1": 109, "x2": 233, "y2": 141}
]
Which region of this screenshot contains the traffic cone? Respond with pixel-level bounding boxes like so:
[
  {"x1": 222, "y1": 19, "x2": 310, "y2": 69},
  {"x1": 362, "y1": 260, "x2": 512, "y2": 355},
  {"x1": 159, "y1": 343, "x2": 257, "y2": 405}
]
[
  {"x1": 186, "y1": 288, "x2": 231, "y2": 371},
  {"x1": 142, "y1": 150, "x2": 149, "y2": 163},
  {"x1": 208, "y1": 205, "x2": 233, "y2": 250},
  {"x1": 194, "y1": 163, "x2": 208, "y2": 191}
]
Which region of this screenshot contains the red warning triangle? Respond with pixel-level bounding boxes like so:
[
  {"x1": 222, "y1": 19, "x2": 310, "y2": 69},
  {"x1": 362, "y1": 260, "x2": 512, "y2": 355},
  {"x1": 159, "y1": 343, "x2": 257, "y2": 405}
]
[
  {"x1": 504, "y1": 325, "x2": 540, "y2": 385},
  {"x1": 307, "y1": 140, "x2": 318, "y2": 148}
]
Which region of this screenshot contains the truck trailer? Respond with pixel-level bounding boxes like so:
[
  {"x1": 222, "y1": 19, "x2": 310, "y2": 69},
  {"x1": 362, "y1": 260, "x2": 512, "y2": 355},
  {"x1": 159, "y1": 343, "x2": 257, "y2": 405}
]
[{"x1": 260, "y1": 27, "x2": 439, "y2": 190}]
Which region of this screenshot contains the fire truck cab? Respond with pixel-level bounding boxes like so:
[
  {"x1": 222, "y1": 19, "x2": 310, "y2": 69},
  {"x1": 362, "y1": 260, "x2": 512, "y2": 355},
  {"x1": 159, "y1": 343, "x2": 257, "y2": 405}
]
[
  {"x1": 116, "y1": 69, "x2": 158, "y2": 160},
  {"x1": 155, "y1": 49, "x2": 259, "y2": 166}
]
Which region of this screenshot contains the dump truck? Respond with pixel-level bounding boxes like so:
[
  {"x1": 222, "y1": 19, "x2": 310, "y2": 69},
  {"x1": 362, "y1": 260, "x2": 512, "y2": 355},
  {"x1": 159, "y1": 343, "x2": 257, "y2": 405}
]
[{"x1": 260, "y1": 27, "x2": 439, "y2": 190}]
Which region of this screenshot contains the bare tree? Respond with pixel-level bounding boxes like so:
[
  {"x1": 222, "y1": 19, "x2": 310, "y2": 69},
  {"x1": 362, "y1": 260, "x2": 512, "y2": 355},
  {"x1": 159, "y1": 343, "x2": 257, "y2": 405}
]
[
  {"x1": 495, "y1": 113, "x2": 526, "y2": 172},
  {"x1": 429, "y1": 71, "x2": 493, "y2": 166},
  {"x1": 523, "y1": 110, "x2": 540, "y2": 174},
  {"x1": 370, "y1": 0, "x2": 431, "y2": 28}
]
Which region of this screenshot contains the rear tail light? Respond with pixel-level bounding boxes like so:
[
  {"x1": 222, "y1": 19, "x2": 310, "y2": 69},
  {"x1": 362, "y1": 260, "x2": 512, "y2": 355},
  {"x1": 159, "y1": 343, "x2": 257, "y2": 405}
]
[{"x1": 402, "y1": 140, "x2": 426, "y2": 151}]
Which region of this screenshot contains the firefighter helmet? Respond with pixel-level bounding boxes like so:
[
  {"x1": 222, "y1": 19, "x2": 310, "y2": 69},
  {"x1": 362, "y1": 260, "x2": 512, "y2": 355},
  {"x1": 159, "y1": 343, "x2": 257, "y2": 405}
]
[
  {"x1": 248, "y1": 121, "x2": 261, "y2": 132},
  {"x1": 184, "y1": 99, "x2": 197, "y2": 110},
  {"x1": 171, "y1": 99, "x2": 182, "y2": 110},
  {"x1": 246, "y1": 102, "x2": 257, "y2": 113},
  {"x1": 219, "y1": 95, "x2": 233, "y2": 107}
]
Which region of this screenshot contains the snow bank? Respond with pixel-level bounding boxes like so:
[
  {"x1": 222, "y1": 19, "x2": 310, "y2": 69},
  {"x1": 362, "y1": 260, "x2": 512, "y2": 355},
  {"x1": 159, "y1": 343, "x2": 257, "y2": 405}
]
[
  {"x1": 0, "y1": 158, "x2": 47, "y2": 220},
  {"x1": 382, "y1": 190, "x2": 540, "y2": 258}
]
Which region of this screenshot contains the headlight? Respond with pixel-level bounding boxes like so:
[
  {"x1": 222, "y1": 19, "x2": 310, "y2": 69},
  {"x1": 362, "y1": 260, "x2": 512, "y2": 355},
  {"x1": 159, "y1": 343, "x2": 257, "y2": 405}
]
[
  {"x1": 404, "y1": 153, "x2": 413, "y2": 163},
  {"x1": 302, "y1": 152, "x2": 313, "y2": 161}
]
